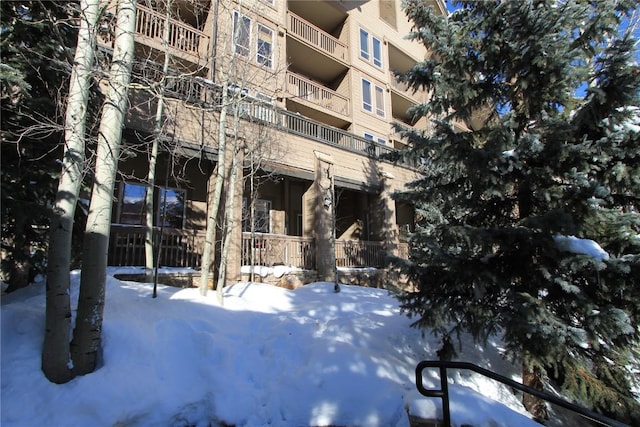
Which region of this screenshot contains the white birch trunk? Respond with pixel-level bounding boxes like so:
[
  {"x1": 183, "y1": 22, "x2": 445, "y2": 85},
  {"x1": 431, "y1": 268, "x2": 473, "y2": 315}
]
[
  {"x1": 71, "y1": 0, "x2": 136, "y2": 376},
  {"x1": 42, "y1": 0, "x2": 99, "y2": 384},
  {"x1": 198, "y1": 81, "x2": 229, "y2": 296},
  {"x1": 216, "y1": 126, "x2": 241, "y2": 305}
]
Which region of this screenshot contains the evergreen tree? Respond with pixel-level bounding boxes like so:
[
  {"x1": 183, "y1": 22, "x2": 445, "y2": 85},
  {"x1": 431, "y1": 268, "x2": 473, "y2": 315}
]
[
  {"x1": 1, "y1": 2, "x2": 80, "y2": 291},
  {"x1": 394, "y1": 0, "x2": 640, "y2": 423}
]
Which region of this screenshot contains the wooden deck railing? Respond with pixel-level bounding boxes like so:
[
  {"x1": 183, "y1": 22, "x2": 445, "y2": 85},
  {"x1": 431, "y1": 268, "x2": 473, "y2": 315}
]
[
  {"x1": 287, "y1": 12, "x2": 348, "y2": 62},
  {"x1": 241, "y1": 233, "x2": 315, "y2": 269},
  {"x1": 132, "y1": 67, "x2": 416, "y2": 169},
  {"x1": 389, "y1": 73, "x2": 427, "y2": 104},
  {"x1": 130, "y1": 73, "x2": 413, "y2": 168},
  {"x1": 108, "y1": 225, "x2": 205, "y2": 268},
  {"x1": 336, "y1": 240, "x2": 387, "y2": 268},
  {"x1": 135, "y1": 4, "x2": 208, "y2": 59},
  {"x1": 108, "y1": 226, "x2": 404, "y2": 271},
  {"x1": 286, "y1": 71, "x2": 350, "y2": 116}
]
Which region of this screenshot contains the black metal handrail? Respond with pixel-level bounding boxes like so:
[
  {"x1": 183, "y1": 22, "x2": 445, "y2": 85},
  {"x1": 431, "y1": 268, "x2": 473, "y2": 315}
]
[{"x1": 415, "y1": 360, "x2": 629, "y2": 427}]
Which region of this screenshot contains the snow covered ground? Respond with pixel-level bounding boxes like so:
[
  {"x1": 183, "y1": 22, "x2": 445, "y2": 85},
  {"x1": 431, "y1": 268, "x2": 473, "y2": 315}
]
[{"x1": 1, "y1": 270, "x2": 545, "y2": 427}]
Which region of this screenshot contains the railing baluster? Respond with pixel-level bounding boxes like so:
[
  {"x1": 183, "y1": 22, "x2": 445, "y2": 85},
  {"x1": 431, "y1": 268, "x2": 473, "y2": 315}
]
[
  {"x1": 135, "y1": 4, "x2": 207, "y2": 59},
  {"x1": 287, "y1": 12, "x2": 347, "y2": 61}
]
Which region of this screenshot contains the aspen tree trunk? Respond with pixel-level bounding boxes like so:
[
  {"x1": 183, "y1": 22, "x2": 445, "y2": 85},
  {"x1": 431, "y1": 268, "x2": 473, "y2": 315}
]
[
  {"x1": 216, "y1": 109, "x2": 241, "y2": 304},
  {"x1": 42, "y1": 0, "x2": 99, "y2": 384},
  {"x1": 199, "y1": 81, "x2": 229, "y2": 296},
  {"x1": 71, "y1": 0, "x2": 136, "y2": 376},
  {"x1": 144, "y1": 4, "x2": 171, "y2": 283}
]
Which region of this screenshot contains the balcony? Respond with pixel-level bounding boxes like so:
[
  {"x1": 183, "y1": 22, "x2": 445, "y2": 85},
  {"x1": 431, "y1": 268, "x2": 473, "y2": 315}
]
[
  {"x1": 132, "y1": 76, "x2": 411, "y2": 167},
  {"x1": 287, "y1": 11, "x2": 348, "y2": 64},
  {"x1": 134, "y1": 4, "x2": 210, "y2": 65},
  {"x1": 389, "y1": 73, "x2": 427, "y2": 105},
  {"x1": 285, "y1": 71, "x2": 350, "y2": 119}
]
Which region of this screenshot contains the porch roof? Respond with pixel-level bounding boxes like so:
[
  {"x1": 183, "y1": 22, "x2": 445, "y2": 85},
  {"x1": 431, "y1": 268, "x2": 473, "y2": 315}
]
[
  {"x1": 335, "y1": 176, "x2": 381, "y2": 194},
  {"x1": 262, "y1": 162, "x2": 381, "y2": 194},
  {"x1": 262, "y1": 162, "x2": 314, "y2": 181}
]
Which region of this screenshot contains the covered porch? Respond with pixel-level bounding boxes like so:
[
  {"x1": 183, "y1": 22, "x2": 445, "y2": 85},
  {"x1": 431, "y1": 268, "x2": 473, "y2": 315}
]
[{"x1": 107, "y1": 226, "x2": 405, "y2": 271}]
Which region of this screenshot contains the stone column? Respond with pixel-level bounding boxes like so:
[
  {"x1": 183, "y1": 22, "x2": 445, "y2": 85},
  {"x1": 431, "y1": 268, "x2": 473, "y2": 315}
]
[
  {"x1": 313, "y1": 152, "x2": 335, "y2": 282},
  {"x1": 373, "y1": 170, "x2": 399, "y2": 255}
]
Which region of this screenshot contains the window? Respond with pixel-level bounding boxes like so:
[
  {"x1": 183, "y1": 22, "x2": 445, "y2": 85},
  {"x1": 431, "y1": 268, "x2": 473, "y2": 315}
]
[
  {"x1": 364, "y1": 133, "x2": 387, "y2": 145},
  {"x1": 375, "y1": 85, "x2": 385, "y2": 116},
  {"x1": 359, "y1": 27, "x2": 383, "y2": 69},
  {"x1": 158, "y1": 188, "x2": 186, "y2": 229},
  {"x1": 120, "y1": 182, "x2": 146, "y2": 225},
  {"x1": 243, "y1": 198, "x2": 271, "y2": 233},
  {"x1": 359, "y1": 28, "x2": 369, "y2": 60},
  {"x1": 362, "y1": 78, "x2": 385, "y2": 117},
  {"x1": 364, "y1": 132, "x2": 376, "y2": 156},
  {"x1": 257, "y1": 24, "x2": 273, "y2": 67},
  {"x1": 372, "y1": 37, "x2": 382, "y2": 67},
  {"x1": 233, "y1": 11, "x2": 251, "y2": 57},
  {"x1": 364, "y1": 132, "x2": 386, "y2": 156},
  {"x1": 118, "y1": 182, "x2": 185, "y2": 229},
  {"x1": 362, "y1": 79, "x2": 372, "y2": 112}
]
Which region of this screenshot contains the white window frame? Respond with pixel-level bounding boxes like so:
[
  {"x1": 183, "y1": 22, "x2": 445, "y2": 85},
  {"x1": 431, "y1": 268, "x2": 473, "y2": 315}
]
[
  {"x1": 364, "y1": 132, "x2": 387, "y2": 146},
  {"x1": 256, "y1": 24, "x2": 274, "y2": 68},
  {"x1": 361, "y1": 78, "x2": 385, "y2": 117},
  {"x1": 232, "y1": 11, "x2": 252, "y2": 58},
  {"x1": 359, "y1": 28, "x2": 370, "y2": 60},
  {"x1": 375, "y1": 85, "x2": 385, "y2": 117},
  {"x1": 372, "y1": 36, "x2": 382, "y2": 68},
  {"x1": 359, "y1": 27, "x2": 383, "y2": 69},
  {"x1": 362, "y1": 79, "x2": 372, "y2": 112}
]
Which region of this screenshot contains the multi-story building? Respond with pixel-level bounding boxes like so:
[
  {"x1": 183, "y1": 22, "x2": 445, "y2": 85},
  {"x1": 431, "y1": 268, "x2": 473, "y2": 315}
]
[{"x1": 103, "y1": 0, "x2": 447, "y2": 286}]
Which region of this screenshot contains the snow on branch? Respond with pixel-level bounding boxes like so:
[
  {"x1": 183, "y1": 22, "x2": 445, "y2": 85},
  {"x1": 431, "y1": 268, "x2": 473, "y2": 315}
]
[{"x1": 553, "y1": 235, "x2": 610, "y2": 261}]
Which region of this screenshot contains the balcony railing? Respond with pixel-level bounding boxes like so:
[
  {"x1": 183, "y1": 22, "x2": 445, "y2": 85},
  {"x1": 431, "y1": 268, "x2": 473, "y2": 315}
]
[
  {"x1": 135, "y1": 4, "x2": 209, "y2": 62},
  {"x1": 287, "y1": 11, "x2": 348, "y2": 63},
  {"x1": 108, "y1": 226, "x2": 396, "y2": 271},
  {"x1": 108, "y1": 225, "x2": 205, "y2": 268},
  {"x1": 135, "y1": 75, "x2": 411, "y2": 168},
  {"x1": 286, "y1": 71, "x2": 350, "y2": 117},
  {"x1": 241, "y1": 233, "x2": 315, "y2": 269},
  {"x1": 241, "y1": 234, "x2": 391, "y2": 269},
  {"x1": 389, "y1": 73, "x2": 427, "y2": 104},
  {"x1": 336, "y1": 240, "x2": 387, "y2": 268}
]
